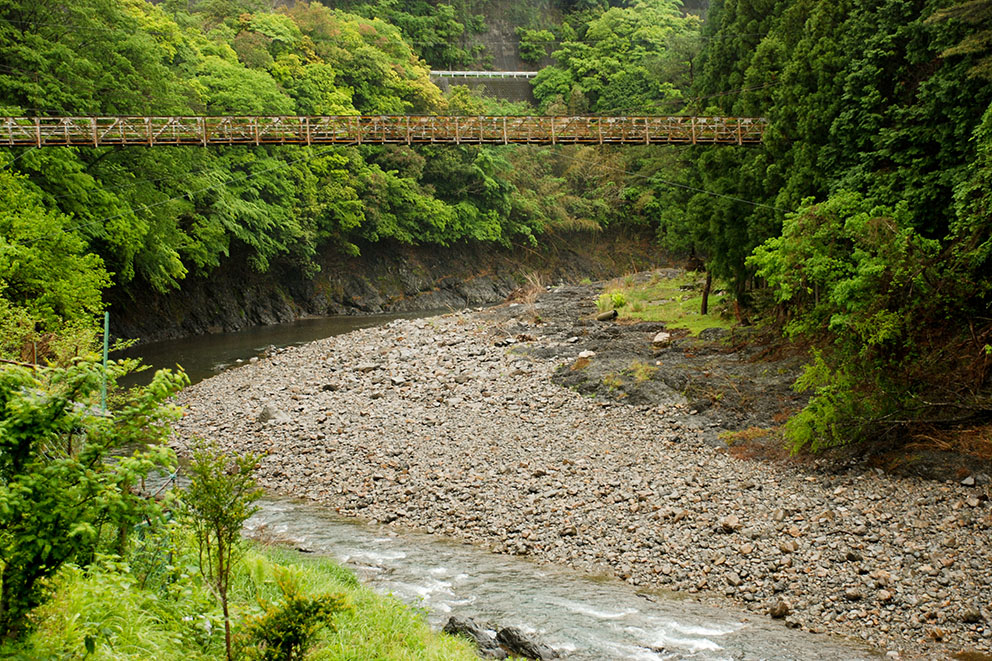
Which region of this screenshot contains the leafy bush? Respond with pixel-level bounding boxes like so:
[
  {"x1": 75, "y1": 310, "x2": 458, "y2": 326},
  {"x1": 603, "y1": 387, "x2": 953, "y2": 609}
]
[
  {"x1": 0, "y1": 360, "x2": 186, "y2": 639},
  {"x1": 597, "y1": 289, "x2": 627, "y2": 311},
  {"x1": 749, "y1": 192, "x2": 990, "y2": 451},
  {"x1": 516, "y1": 28, "x2": 555, "y2": 64},
  {"x1": 241, "y1": 568, "x2": 347, "y2": 661}
]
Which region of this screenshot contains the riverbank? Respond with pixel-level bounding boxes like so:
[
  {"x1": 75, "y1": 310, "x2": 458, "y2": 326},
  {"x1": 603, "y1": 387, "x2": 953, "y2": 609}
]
[
  {"x1": 174, "y1": 278, "x2": 992, "y2": 660},
  {"x1": 7, "y1": 542, "x2": 477, "y2": 660},
  {"x1": 110, "y1": 228, "x2": 662, "y2": 344}
]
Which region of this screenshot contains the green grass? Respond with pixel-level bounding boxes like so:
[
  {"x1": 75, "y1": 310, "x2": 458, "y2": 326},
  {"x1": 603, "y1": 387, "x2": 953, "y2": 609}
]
[
  {"x1": 5, "y1": 541, "x2": 478, "y2": 661},
  {"x1": 595, "y1": 272, "x2": 733, "y2": 336}
]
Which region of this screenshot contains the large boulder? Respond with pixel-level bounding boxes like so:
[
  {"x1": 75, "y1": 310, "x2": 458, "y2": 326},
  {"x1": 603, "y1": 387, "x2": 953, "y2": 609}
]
[
  {"x1": 495, "y1": 627, "x2": 559, "y2": 660},
  {"x1": 442, "y1": 616, "x2": 506, "y2": 659}
]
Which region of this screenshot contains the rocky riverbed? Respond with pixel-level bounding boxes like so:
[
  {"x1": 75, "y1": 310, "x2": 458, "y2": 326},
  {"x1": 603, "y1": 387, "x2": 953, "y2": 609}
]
[{"x1": 174, "y1": 279, "x2": 992, "y2": 660}]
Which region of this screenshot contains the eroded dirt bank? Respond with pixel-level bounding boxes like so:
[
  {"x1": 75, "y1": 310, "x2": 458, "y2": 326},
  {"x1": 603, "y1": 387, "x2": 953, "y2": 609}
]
[
  {"x1": 174, "y1": 281, "x2": 992, "y2": 660},
  {"x1": 110, "y1": 229, "x2": 660, "y2": 344}
]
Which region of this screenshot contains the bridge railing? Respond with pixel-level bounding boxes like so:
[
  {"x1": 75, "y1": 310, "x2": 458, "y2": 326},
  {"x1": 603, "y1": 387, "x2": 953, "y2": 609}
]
[
  {"x1": 1, "y1": 115, "x2": 766, "y2": 147},
  {"x1": 429, "y1": 70, "x2": 540, "y2": 79}
]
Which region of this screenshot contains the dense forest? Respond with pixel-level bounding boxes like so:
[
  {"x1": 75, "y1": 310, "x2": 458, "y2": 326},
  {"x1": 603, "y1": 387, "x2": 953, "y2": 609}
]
[
  {"x1": 2, "y1": 0, "x2": 992, "y2": 656},
  {"x1": 0, "y1": 0, "x2": 990, "y2": 444}
]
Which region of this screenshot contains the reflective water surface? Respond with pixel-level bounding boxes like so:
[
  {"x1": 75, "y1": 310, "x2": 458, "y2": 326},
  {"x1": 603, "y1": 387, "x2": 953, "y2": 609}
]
[{"x1": 117, "y1": 311, "x2": 440, "y2": 386}]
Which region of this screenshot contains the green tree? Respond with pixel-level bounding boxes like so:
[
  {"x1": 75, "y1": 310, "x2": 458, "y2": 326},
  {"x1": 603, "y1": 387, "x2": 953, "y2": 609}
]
[
  {"x1": 181, "y1": 441, "x2": 263, "y2": 661},
  {"x1": 0, "y1": 362, "x2": 186, "y2": 639},
  {"x1": 0, "y1": 169, "x2": 110, "y2": 328}
]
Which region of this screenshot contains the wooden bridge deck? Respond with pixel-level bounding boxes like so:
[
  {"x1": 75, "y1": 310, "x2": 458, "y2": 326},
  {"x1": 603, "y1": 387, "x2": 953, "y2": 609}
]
[{"x1": 0, "y1": 115, "x2": 766, "y2": 148}]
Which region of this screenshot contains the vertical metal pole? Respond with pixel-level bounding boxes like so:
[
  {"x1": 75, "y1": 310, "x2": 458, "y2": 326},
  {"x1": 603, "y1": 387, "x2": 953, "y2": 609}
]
[{"x1": 101, "y1": 311, "x2": 109, "y2": 412}]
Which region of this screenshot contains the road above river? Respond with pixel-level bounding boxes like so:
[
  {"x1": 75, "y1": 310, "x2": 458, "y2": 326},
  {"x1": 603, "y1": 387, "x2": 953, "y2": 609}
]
[{"x1": 174, "y1": 280, "x2": 992, "y2": 660}]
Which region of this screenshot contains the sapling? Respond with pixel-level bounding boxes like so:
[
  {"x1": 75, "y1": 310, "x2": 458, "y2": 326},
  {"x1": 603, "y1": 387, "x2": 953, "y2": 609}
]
[{"x1": 181, "y1": 440, "x2": 262, "y2": 661}]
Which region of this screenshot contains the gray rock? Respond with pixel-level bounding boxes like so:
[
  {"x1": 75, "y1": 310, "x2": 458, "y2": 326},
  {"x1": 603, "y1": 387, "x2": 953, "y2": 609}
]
[
  {"x1": 961, "y1": 475, "x2": 976, "y2": 487},
  {"x1": 443, "y1": 616, "x2": 506, "y2": 659},
  {"x1": 652, "y1": 331, "x2": 672, "y2": 348},
  {"x1": 256, "y1": 402, "x2": 290, "y2": 424},
  {"x1": 356, "y1": 363, "x2": 382, "y2": 373},
  {"x1": 595, "y1": 309, "x2": 618, "y2": 321},
  {"x1": 963, "y1": 609, "x2": 983, "y2": 624},
  {"x1": 495, "y1": 627, "x2": 558, "y2": 660}
]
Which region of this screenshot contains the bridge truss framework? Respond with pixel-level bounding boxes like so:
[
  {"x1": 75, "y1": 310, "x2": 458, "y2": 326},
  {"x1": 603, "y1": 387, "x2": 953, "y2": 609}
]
[{"x1": 1, "y1": 115, "x2": 766, "y2": 148}]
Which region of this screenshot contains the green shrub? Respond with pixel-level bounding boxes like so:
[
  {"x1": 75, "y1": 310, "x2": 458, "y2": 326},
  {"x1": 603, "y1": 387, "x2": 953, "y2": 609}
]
[
  {"x1": 749, "y1": 192, "x2": 988, "y2": 451},
  {"x1": 0, "y1": 360, "x2": 186, "y2": 639},
  {"x1": 241, "y1": 568, "x2": 347, "y2": 661}
]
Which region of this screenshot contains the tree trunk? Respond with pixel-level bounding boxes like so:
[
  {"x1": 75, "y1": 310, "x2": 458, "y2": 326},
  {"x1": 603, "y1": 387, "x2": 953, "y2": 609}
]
[
  {"x1": 700, "y1": 271, "x2": 712, "y2": 315},
  {"x1": 223, "y1": 593, "x2": 232, "y2": 661}
]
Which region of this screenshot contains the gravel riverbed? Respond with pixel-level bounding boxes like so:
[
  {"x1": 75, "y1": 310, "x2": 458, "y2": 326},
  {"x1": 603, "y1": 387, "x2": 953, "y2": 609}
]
[{"x1": 174, "y1": 282, "x2": 992, "y2": 660}]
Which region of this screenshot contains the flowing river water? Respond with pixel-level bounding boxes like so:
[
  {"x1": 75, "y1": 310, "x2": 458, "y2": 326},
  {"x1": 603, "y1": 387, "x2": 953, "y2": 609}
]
[{"x1": 133, "y1": 313, "x2": 878, "y2": 660}]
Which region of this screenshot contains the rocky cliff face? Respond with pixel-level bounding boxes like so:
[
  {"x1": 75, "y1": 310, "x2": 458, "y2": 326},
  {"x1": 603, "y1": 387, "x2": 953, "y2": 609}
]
[{"x1": 109, "y1": 228, "x2": 665, "y2": 343}]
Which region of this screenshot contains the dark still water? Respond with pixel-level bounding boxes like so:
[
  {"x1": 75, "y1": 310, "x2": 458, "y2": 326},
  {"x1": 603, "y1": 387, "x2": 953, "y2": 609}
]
[{"x1": 116, "y1": 311, "x2": 442, "y2": 387}]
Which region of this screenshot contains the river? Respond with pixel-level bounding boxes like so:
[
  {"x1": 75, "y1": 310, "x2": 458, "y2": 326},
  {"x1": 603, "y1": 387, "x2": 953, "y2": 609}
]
[{"x1": 141, "y1": 314, "x2": 877, "y2": 660}]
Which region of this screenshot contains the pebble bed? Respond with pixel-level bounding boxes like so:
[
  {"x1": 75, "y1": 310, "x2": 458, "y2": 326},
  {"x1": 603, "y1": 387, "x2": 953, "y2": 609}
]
[{"x1": 174, "y1": 289, "x2": 992, "y2": 660}]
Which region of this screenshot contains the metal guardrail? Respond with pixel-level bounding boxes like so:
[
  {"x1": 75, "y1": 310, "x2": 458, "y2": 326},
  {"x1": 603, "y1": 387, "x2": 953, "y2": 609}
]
[{"x1": 0, "y1": 115, "x2": 767, "y2": 147}]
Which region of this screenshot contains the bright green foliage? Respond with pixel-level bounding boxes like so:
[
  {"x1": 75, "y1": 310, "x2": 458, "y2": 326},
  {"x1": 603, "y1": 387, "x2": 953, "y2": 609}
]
[
  {"x1": 0, "y1": 0, "x2": 584, "y2": 308},
  {"x1": 749, "y1": 193, "x2": 940, "y2": 345},
  {"x1": 329, "y1": 0, "x2": 488, "y2": 69},
  {"x1": 0, "y1": 361, "x2": 186, "y2": 639},
  {"x1": 517, "y1": 27, "x2": 555, "y2": 64},
  {"x1": 181, "y1": 440, "x2": 263, "y2": 661},
  {"x1": 749, "y1": 193, "x2": 988, "y2": 450},
  {"x1": 0, "y1": 169, "x2": 110, "y2": 328},
  {"x1": 241, "y1": 568, "x2": 347, "y2": 661},
  {"x1": 669, "y1": 0, "x2": 992, "y2": 449},
  {"x1": 7, "y1": 543, "x2": 477, "y2": 660},
  {"x1": 533, "y1": 0, "x2": 701, "y2": 114}
]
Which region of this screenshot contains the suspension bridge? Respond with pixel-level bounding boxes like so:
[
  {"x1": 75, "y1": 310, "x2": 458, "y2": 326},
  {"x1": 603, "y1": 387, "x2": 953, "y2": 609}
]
[{"x1": 1, "y1": 115, "x2": 766, "y2": 148}]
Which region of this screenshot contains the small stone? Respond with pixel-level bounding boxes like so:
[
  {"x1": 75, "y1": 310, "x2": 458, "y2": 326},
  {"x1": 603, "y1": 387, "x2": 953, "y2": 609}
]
[
  {"x1": 578, "y1": 350, "x2": 596, "y2": 359},
  {"x1": 779, "y1": 540, "x2": 798, "y2": 554},
  {"x1": 878, "y1": 590, "x2": 893, "y2": 602},
  {"x1": 596, "y1": 309, "x2": 618, "y2": 321},
  {"x1": 739, "y1": 543, "x2": 754, "y2": 555},
  {"x1": 963, "y1": 609, "x2": 983, "y2": 624},
  {"x1": 726, "y1": 572, "x2": 742, "y2": 587},
  {"x1": 256, "y1": 402, "x2": 290, "y2": 424},
  {"x1": 966, "y1": 496, "x2": 981, "y2": 508},
  {"x1": 845, "y1": 550, "x2": 862, "y2": 562},
  {"x1": 769, "y1": 600, "x2": 791, "y2": 619},
  {"x1": 961, "y1": 475, "x2": 976, "y2": 487},
  {"x1": 719, "y1": 514, "x2": 741, "y2": 533},
  {"x1": 652, "y1": 331, "x2": 672, "y2": 348},
  {"x1": 844, "y1": 588, "x2": 863, "y2": 601}
]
